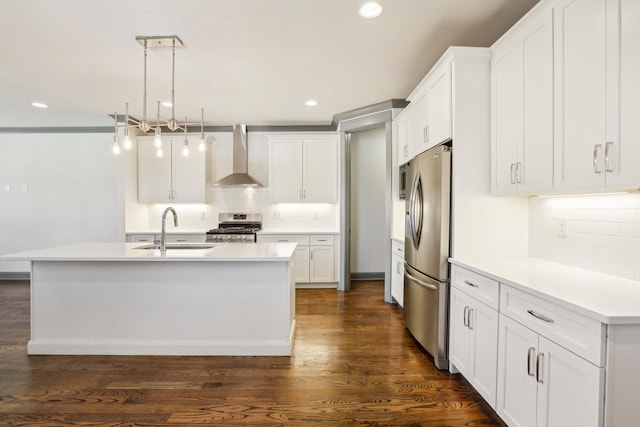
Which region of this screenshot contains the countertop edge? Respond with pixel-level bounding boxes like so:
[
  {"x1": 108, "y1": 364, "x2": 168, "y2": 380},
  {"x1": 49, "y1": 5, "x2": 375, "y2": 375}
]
[{"x1": 449, "y1": 257, "x2": 640, "y2": 325}]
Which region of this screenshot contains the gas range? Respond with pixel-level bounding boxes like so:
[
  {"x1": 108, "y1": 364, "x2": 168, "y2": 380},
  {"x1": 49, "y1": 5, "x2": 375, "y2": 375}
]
[{"x1": 206, "y1": 213, "x2": 262, "y2": 243}]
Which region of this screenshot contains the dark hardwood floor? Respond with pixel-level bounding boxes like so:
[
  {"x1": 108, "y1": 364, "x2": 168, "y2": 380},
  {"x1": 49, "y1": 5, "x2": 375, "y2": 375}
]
[{"x1": 0, "y1": 279, "x2": 504, "y2": 426}]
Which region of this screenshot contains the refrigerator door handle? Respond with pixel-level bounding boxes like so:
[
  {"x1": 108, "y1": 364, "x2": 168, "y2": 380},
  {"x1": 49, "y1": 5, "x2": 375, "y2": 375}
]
[
  {"x1": 404, "y1": 265, "x2": 437, "y2": 291},
  {"x1": 409, "y1": 174, "x2": 423, "y2": 248}
]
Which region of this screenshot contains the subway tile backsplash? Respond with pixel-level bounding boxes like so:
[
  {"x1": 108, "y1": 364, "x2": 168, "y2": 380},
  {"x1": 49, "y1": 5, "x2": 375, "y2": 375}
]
[{"x1": 529, "y1": 194, "x2": 640, "y2": 281}]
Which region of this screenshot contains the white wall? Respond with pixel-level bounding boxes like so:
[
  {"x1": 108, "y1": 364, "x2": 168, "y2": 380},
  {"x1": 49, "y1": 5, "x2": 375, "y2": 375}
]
[
  {"x1": 0, "y1": 133, "x2": 125, "y2": 272},
  {"x1": 349, "y1": 126, "x2": 386, "y2": 274},
  {"x1": 529, "y1": 194, "x2": 640, "y2": 281}
]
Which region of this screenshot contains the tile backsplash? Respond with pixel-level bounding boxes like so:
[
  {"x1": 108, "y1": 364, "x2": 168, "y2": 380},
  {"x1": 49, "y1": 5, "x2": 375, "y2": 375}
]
[
  {"x1": 529, "y1": 193, "x2": 640, "y2": 281},
  {"x1": 147, "y1": 187, "x2": 339, "y2": 231}
]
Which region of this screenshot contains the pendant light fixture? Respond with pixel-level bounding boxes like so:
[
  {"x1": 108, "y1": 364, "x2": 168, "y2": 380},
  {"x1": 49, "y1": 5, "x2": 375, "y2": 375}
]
[{"x1": 113, "y1": 35, "x2": 206, "y2": 155}]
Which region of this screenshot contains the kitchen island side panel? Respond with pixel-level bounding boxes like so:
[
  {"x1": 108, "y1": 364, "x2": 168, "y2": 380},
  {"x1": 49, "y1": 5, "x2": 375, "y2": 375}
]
[{"x1": 29, "y1": 260, "x2": 294, "y2": 356}]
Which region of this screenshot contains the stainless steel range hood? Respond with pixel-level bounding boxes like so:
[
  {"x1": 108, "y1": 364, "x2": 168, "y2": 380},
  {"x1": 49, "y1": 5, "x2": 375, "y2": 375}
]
[{"x1": 213, "y1": 124, "x2": 262, "y2": 187}]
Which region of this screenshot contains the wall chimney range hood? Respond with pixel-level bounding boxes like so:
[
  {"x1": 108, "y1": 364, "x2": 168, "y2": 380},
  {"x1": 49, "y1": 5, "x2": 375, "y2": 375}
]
[{"x1": 213, "y1": 124, "x2": 262, "y2": 187}]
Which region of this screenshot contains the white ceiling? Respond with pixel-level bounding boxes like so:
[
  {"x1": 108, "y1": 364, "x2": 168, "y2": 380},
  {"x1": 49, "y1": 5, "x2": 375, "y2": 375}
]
[{"x1": 0, "y1": 0, "x2": 538, "y2": 128}]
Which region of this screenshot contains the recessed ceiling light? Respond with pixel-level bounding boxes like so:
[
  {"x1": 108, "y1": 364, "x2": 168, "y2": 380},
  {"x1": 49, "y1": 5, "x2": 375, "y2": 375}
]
[
  {"x1": 305, "y1": 100, "x2": 318, "y2": 107},
  {"x1": 359, "y1": 2, "x2": 383, "y2": 19},
  {"x1": 31, "y1": 102, "x2": 48, "y2": 109}
]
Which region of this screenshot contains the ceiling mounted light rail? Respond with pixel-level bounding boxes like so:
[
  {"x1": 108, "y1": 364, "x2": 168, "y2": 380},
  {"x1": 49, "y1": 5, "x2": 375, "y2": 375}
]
[{"x1": 112, "y1": 35, "x2": 207, "y2": 157}]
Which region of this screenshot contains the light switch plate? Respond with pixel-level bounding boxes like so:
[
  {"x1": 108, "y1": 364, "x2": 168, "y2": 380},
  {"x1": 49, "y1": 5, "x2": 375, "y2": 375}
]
[{"x1": 558, "y1": 216, "x2": 568, "y2": 237}]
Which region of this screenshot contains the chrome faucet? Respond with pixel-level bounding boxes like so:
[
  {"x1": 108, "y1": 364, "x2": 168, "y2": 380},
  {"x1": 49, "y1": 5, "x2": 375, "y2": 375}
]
[{"x1": 160, "y1": 207, "x2": 178, "y2": 252}]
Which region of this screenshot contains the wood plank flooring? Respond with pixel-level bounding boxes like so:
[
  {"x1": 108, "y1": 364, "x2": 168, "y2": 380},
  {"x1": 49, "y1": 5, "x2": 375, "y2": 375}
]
[{"x1": 0, "y1": 279, "x2": 505, "y2": 426}]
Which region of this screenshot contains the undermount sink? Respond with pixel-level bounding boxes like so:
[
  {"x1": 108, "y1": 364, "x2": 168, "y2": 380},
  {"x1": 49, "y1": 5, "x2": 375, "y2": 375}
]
[{"x1": 134, "y1": 243, "x2": 216, "y2": 250}]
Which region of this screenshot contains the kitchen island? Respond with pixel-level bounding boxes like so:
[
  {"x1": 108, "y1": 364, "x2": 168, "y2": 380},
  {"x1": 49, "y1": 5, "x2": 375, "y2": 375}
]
[{"x1": 1, "y1": 242, "x2": 297, "y2": 356}]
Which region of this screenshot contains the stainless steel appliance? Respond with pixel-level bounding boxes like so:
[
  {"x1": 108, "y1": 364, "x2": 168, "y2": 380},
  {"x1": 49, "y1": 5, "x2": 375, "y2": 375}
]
[
  {"x1": 206, "y1": 213, "x2": 262, "y2": 243},
  {"x1": 404, "y1": 143, "x2": 451, "y2": 370}
]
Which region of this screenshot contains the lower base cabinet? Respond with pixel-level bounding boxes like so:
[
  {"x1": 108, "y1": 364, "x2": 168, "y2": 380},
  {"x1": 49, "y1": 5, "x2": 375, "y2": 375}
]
[
  {"x1": 390, "y1": 239, "x2": 404, "y2": 306},
  {"x1": 257, "y1": 234, "x2": 336, "y2": 286},
  {"x1": 496, "y1": 314, "x2": 604, "y2": 427}
]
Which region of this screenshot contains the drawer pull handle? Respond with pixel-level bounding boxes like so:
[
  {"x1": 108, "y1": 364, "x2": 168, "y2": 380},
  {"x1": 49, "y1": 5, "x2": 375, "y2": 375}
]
[
  {"x1": 317, "y1": 239, "x2": 327, "y2": 242},
  {"x1": 527, "y1": 347, "x2": 536, "y2": 377},
  {"x1": 463, "y1": 306, "x2": 469, "y2": 327},
  {"x1": 527, "y1": 309, "x2": 554, "y2": 323},
  {"x1": 464, "y1": 280, "x2": 479, "y2": 288},
  {"x1": 278, "y1": 239, "x2": 289, "y2": 242}
]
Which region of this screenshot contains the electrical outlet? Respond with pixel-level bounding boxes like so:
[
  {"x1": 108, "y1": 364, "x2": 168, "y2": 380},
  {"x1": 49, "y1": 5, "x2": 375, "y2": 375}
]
[
  {"x1": 273, "y1": 211, "x2": 280, "y2": 219},
  {"x1": 200, "y1": 212, "x2": 206, "y2": 220},
  {"x1": 4, "y1": 184, "x2": 10, "y2": 193},
  {"x1": 22, "y1": 184, "x2": 29, "y2": 192},
  {"x1": 558, "y1": 216, "x2": 569, "y2": 237}
]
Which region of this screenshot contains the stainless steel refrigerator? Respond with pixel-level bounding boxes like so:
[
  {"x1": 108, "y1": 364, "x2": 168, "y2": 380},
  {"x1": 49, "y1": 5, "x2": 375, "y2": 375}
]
[{"x1": 404, "y1": 142, "x2": 451, "y2": 370}]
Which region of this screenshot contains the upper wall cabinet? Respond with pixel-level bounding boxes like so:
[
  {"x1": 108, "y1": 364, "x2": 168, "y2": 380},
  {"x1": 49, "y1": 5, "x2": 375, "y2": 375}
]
[
  {"x1": 491, "y1": 7, "x2": 553, "y2": 195},
  {"x1": 268, "y1": 135, "x2": 338, "y2": 203},
  {"x1": 553, "y1": 0, "x2": 640, "y2": 192},
  {"x1": 138, "y1": 137, "x2": 211, "y2": 203},
  {"x1": 395, "y1": 53, "x2": 453, "y2": 166}
]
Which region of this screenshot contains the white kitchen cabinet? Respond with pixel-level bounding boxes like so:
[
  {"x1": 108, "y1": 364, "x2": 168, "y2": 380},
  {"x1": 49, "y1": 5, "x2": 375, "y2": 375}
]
[
  {"x1": 126, "y1": 233, "x2": 205, "y2": 244},
  {"x1": 395, "y1": 109, "x2": 411, "y2": 166},
  {"x1": 449, "y1": 266, "x2": 499, "y2": 407},
  {"x1": 257, "y1": 234, "x2": 336, "y2": 286},
  {"x1": 553, "y1": 0, "x2": 640, "y2": 192},
  {"x1": 138, "y1": 137, "x2": 210, "y2": 203},
  {"x1": 407, "y1": 57, "x2": 452, "y2": 158},
  {"x1": 390, "y1": 239, "x2": 404, "y2": 306},
  {"x1": 425, "y1": 63, "x2": 452, "y2": 148},
  {"x1": 268, "y1": 135, "x2": 338, "y2": 203},
  {"x1": 496, "y1": 314, "x2": 604, "y2": 427},
  {"x1": 491, "y1": 7, "x2": 553, "y2": 195},
  {"x1": 497, "y1": 282, "x2": 605, "y2": 427}
]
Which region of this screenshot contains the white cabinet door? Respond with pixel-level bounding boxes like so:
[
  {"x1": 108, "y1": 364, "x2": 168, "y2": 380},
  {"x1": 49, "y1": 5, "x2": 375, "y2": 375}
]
[
  {"x1": 519, "y1": 9, "x2": 554, "y2": 194},
  {"x1": 497, "y1": 314, "x2": 538, "y2": 427},
  {"x1": 492, "y1": 8, "x2": 553, "y2": 195},
  {"x1": 449, "y1": 287, "x2": 472, "y2": 374},
  {"x1": 269, "y1": 138, "x2": 304, "y2": 202},
  {"x1": 269, "y1": 136, "x2": 338, "y2": 203},
  {"x1": 395, "y1": 110, "x2": 411, "y2": 165},
  {"x1": 410, "y1": 92, "x2": 429, "y2": 156},
  {"x1": 171, "y1": 141, "x2": 208, "y2": 203},
  {"x1": 469, "y1": 299, "x2": 499, "y2": 408},
  {"x1": 294, "y1": 246, "x2": 310, "y2": 283},
  {"x1": 450, "y1": 287, "x2": 499, "y2": 408},
  {"x1": 606, "y1": 0, "x2": 640, "y2": 190},
  {"x1": 309, "y1": 246, "x2": 334, "y2": 283},
  {"x1": 492, "y1": 41, "x2": 520, "y2": 194},
  {"x1": 426, "y1": 64, "x2": 451, "y2": 147},
  {"x1": 138, "y1": 139, "x2": 173, "y2": 202},
  {"x1": 390, "y1": 252, "x2": 404, "y2": 306},
  {"x1": 553, "y1": 0, "x2": 607, "y2": 192},
  {"x1": 303, "y1": 137, "x2": 338, "y2": 203},
  {"x1": 536, "y1": 337, "x2": 604, "y2": 427}
]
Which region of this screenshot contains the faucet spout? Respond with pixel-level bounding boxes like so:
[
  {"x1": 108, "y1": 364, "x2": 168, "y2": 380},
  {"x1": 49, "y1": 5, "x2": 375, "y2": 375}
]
[{"x1": 160, "y1": 207, "x2": 179, "y2": 252}]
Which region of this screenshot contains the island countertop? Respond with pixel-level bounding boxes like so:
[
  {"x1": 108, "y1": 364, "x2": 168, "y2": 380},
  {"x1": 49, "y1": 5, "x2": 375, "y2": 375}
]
[{"x1": 1, "y1": 242, "x2": 297, "y2": 262}]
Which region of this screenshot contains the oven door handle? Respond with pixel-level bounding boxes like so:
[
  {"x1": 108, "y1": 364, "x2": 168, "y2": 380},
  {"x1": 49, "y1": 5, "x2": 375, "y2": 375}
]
[{"x1": 404, "y1": 264, "x2": 437, "y2": 291}]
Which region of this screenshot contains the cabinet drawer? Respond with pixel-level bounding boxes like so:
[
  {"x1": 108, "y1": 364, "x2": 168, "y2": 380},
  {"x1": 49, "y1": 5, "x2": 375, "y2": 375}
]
[
  {"x1": 165, "y1": 234, "x2": 205, "y2": 243},
  {"x1": 391, "y1": 239, "x2": 404, "y2": 256},
  {"x1": 500, "y1": 284, "x2": 605, "y2": 366},
  {"x1": 310, "y1": 235, "x2": 333, "y2": 246},
  {"x1": 451, "y1": 265, "x2": 499, "y2": 310},
  {"x1": 257, "y1": 234, "x2": 310, "y2": 245},
  {"x1": 127, "y1": 234, "x2": 156, "y2": 243}
]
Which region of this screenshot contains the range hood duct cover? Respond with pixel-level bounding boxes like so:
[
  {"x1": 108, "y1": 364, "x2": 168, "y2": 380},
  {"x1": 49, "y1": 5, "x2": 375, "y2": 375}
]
[{"x1": 213, "y1": 124, "x2": 262, "y2": 187}]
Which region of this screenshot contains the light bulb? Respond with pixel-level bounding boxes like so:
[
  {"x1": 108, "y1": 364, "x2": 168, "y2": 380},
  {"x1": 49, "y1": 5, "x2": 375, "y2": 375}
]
[
  {"x1": 182, "y1": 140, "x2": 189, "y2": 157},
  {"x1": 123, "y1": 135, "x2": 132, "y2": 150},
  {"x1": 112, "y1": 135, "x2": 121, "y2": 155},
  {"x1": 156, "y1": 147, "x2": 163, "y2": 158},
  {"x1": 198, "y1": 137, "x2": 206, "y2": 152},
  {"x1": 154, "y1": 134, "x2": 162, "y2": 148}
]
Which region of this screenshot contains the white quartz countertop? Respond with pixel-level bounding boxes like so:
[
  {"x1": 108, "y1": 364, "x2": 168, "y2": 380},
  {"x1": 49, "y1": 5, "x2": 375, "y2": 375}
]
[
  {"x1": 450, "y1": 256, "x2": 640, "y2": 325},
  {"x1": 2, "y1": 242, "x2": 297, "y2": 262}
]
